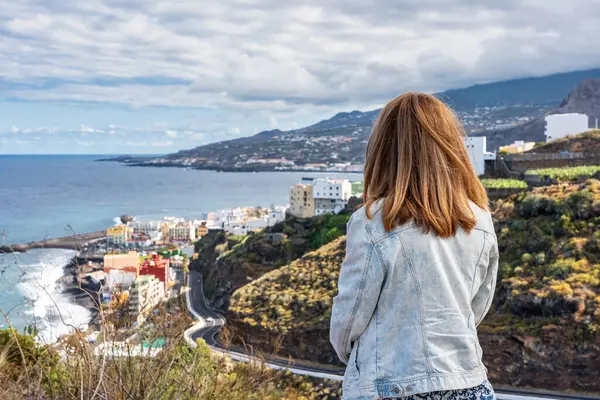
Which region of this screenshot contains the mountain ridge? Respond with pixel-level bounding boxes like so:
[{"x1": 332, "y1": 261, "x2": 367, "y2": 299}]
[{"x1": 104, "y1": 68, "x2": 600, "y2": 169}]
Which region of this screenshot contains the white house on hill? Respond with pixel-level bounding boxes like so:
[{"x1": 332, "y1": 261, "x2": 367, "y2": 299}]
[
  {"x1": 545, "y1": 113, "x2": 589, "y2": 142},
  {"x1": 464, "y1": 136, "x2": 494, "y2": 176}
]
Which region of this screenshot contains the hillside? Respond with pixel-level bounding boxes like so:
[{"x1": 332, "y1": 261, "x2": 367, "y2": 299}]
[
  {"x1": 485, "y1": 79, "x2": 600, "y2": 150},
  {"x1": 104, "y1": 69, "x2": 600, "y2": 170},
  {"x1": 441, "y1": 68, "x2": 600, "y2": 109},
  {"x1": 527, "y1": 130, "x2": 600, "y2": 154},
  {"x1": 191, "y1": 212, "x2": 351, "y2": 311},
  {"x1": 227, "y1": 180, "x2": 600, "y2": 391}
]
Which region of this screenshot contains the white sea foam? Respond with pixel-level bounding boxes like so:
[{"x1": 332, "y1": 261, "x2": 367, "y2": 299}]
[{"x1": 15, "y1": 249, "x2": 92, "y2": 344}]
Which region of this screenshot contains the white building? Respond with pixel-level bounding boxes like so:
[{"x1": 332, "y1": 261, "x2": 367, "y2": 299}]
[
  {"x1": 545, "y1": 113, "x2": 589, "y2": 142},
  {"x1": 131, "y1": 221, "x2": 163, "y2": 242},
  {"x1": 166, "y1": 220, "x2": 196, "y2": 242},
  {"x1": 105, "y1": 269, "x2": 137, "y2": 292},
  {"x1": 312, "y1": 178, "x2": 352, "y2": 201},
  {"x1": 464, "y1": 136, "x2": 494, "y2": 176},
  {"x1": 129, "y1": 275, "x2": 165, "y2": 325},
  {"x1": 265, "y1": 207, "x2": 286, "y2": 226},
  {"x1": 315, "y1": 198, "x2": 346, "y2": 216}
]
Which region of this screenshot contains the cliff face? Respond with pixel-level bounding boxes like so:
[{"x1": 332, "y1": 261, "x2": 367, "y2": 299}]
[
  {"x1": 226, "y1": 180, "x2": 600, "y2": 392},
  {"x1": 554, "y1": 79, "x2": 600, "y2": 122},
  {"x1": 486, "y1": 79, "x2": 600, "y2": 150}
]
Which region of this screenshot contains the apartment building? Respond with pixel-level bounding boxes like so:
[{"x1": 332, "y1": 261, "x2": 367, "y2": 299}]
[
  {"x1": 162, "y1": 220, "x2": 196, "y2": 242},
  {"x1": 106, "y1": 225, "x2": 133, "y2": 245},
  {"x1": 545, "y1": 113, "x2": 589, "y2": 142},
  {"x1": 289, "y1": 183, "x2": 315, "y2": 218},
  {"x1": 129, "y1": 275, "x2": 165, "y2": 325},
  {"x1": 140, "y1": 254, "x2": 170, "y2": 286},
  {"x1": 130, "y1": 221, "x2": 162, "y2": 242},
  {"x1": 314, "y1": 198, "x2": 347, "y2": 216},
  {"x1": 312, "y1": 178, "x2": 352, "y2": 201}
]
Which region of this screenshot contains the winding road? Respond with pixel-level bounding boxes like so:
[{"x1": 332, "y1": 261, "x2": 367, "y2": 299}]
[{"x1": 184, "y1": 270, "x2": 599, "y2": 400}]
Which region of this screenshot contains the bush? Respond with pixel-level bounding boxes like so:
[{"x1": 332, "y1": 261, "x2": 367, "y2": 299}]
[
  {"x1": 481, "y1": 179, "x2": 528, "y2": 189},
  {"x1": 525, "y1": 166, "x2": 600, "y2": 181},
  {"x1": 283, "y1": 226, "x2": 296, "y2": 236}
]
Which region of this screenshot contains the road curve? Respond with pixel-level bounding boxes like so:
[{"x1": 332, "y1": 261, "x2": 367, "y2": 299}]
[{"x1": 184, "y1": 270, "x2": 599, "y2": 400}]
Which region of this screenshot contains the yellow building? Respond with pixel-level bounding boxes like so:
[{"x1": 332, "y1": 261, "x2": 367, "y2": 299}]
[
  {"x1": 499, "y1": 141, "x2": 536, "y2": 154},
  {"x1": 196, "y1": 222, "x2": 209, "y2": 238},
  {"x1": 289, "y1": 184, "x2": 315, "y2": 218},
  {"x1": 106, "y1": 225, "x2": 133, "y2": 245}
]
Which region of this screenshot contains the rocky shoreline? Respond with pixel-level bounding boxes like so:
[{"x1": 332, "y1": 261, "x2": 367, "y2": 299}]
[
  {"x1": 60, "y1": 257, "x2": 101, "y2": 328},
  {"x1": 96, "y1": 157, "x2": 362, "y2": 174}
]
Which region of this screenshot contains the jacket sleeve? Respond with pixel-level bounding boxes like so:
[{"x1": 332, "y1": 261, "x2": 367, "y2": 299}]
[
  {"x1": 330, "y1": 213, "x2": 384, "y2": 364},
  {"x1": 472, "y1": 233, "x2": 499, "y2": 327}
]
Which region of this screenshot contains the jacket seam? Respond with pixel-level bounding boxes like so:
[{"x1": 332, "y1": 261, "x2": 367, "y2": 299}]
[
  {"x1": 477, "y1": 249, "x2": 497, "y2": 327},
  {"x1": 340, "y1": 230, "x2": 374, "y2": 361},
  {"x1": 468, "y1": 232, "x2": 487, "y2": 332},
  {"x1": 372, "y1": 244, "x2": 386, "y2": 383},
  {"x1": 472, "y1": 226, "x2": 494, "y2": 236},
  {"x1": 395, "y1": 231, "x2": 434, "y2": 374},
  {"x1": 354, "y1": 209, "x2": 417, "y2": 243}
]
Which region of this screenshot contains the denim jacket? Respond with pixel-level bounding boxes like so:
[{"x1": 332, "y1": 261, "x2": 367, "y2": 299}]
[{"x1": 330, "y1": 201, "x2": 498, "y2": 400}]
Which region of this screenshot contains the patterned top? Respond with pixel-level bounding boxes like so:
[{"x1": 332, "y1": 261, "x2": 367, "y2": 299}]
[{"x1": 383, "y1": 381, "x2": 495, "y2": 400}]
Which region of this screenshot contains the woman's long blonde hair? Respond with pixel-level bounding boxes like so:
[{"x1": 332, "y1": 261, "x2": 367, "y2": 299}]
[{"x1": 363, "y1": 92, "x2": 488, "y2": 237}]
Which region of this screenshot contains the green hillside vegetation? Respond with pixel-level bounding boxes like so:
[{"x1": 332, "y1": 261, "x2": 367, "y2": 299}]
[
  {"x1": 229, "y1": 238, "x2": 345, "y2": 336},
  {"x1": 0, "y1": 328, "x2": 342, "y2": 400},
  {"x1": 525, "y1": 165, "x2": 600, "y2": 181},
  {"x1": 481, "y1": 178, "x2": 528, "y2": 189},
  {"x1": 227, "y1": 180, "x2": 600, "y2": 387},
  {"x1": 192, "y1": 212, "x2": 350, "y2": 310},
  {"x1": 489, "y1": 179, "x2": 600, "y2": 337}
]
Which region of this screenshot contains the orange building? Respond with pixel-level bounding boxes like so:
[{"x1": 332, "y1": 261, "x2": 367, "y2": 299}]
[
  {"x1": 103, "y1": 251, "x2": 140, "y2": 275},
  {"x1": 141, "y1": 254, "x2": 170, "y2": 285}
]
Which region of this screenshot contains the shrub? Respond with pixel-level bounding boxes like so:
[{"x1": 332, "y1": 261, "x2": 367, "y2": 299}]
[
  {"x1": 481, "y1": 179, "x2": 528, "y2": 189},
  {"x1": 525, "y1": 166, "x2": 600, "y2": 181},
  {"x1": 283, "y1": 226, "x2": 296, "y2": 236}
]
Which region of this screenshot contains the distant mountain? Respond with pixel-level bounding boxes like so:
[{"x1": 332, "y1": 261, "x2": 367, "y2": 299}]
[
  {"x1": 106, "y1": 68, "x2": 600, "y2": 170},
  {"x1": 441, "y1": 69, "x2": 600, "y2": 110},
  {"x1": 484, "y1": 78, "x2": 600, "y2": 149}
]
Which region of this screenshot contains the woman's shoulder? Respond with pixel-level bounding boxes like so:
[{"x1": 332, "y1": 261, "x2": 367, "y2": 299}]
[
  {"x1": 350, "y1": 199, "x2": 495, "y2": 239},
  {"x1": 349, "y1": 199, "x2": 404, "y2": 240},
  {"x1": 468, "y1": 200, "x2": 495, "y2": 236}
]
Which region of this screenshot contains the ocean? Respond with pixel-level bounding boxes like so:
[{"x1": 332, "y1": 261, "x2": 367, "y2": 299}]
[{"x1": 0, "y1": 154, "x2": 361, "y2": 342}]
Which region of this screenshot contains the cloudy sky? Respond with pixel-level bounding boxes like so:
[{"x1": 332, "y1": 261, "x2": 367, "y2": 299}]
[{"x1": 1, "y1": 0, "x2": 600, "y2": 154}]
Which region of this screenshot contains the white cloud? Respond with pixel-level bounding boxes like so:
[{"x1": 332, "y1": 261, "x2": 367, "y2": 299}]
[
  {"x1": 80, "y1": 124, "x2": 95, "y2": 134},
  {"x1": 77, "y1": 140, "x2": 96, "y2": 146},
  {"x1": 2, "y1": 0, "x2": 600, "y2": 111},
  {"x1": 165, "y1": 129, "x2": 178, "y2": 138},
  {"x1": 124, "y1": 140, "x2": 174, "y2": 147},
  {"x1": 2, "y1": 0, "x2": 600, "y2": 153}
]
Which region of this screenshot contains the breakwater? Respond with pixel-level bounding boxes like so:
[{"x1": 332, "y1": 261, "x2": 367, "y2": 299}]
[{"x1": 0, "y1": 231, "x2": 105, "y2": 254}]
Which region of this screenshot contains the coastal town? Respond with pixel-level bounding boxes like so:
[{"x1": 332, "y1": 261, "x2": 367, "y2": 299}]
[{"x1": 3, "y1": 109, "x2": 595, "y2": 351}]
